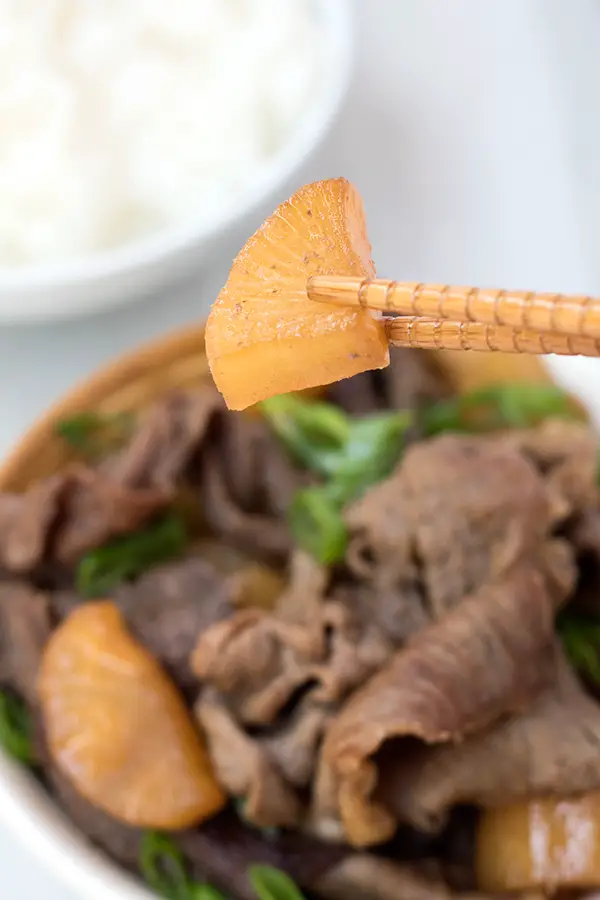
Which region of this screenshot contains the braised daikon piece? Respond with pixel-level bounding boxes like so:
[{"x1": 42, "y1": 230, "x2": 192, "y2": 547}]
[
  {"x1": 39, "y1": 601, "x2": 225, "y2": 829},
  {"x1": 205, "y1": 178, "x2": 389, "y2": 411},
  {"x1": 476, "y1": 794, "x2": 600, "y2": 893}
]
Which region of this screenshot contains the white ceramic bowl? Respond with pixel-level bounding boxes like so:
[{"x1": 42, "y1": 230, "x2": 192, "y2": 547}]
[
  {"x1": 0, "y1": 340, "x2": 598, "y2": 900},
  {"x1": 0, "y1": 0, "x2": 353, "y2": 324}
]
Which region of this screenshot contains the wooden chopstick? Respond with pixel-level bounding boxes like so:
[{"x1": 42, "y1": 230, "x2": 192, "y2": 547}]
[
  {"x1": 308, "y1": 276, "x2": 600, "y2": 342},
  {"x1": 385, "y1": 317, "x2": 600, "y2": 357}
]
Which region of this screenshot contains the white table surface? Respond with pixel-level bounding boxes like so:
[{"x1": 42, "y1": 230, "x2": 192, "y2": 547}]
[{"x1": 2, "y1": 1, "x2": 600, "y2": 896}]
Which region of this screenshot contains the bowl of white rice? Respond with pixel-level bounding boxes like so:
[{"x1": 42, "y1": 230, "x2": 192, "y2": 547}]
[{"x1": 0, "y1": 0, "x2": 352, "y2": 321}]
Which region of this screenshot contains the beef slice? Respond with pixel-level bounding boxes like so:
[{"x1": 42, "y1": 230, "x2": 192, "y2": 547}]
[
  {"x1": 192, "y1": 550, "x2": 399, "y2": 730},
  {"x1": 0, "y1": 389, "x2": 223, "y2": 575},
  {"x1": 327, "y1": 346, "x2": 452, "y2": 418},
  {"x1": 498, "y1": 419, "x2": 599, "y2": 523},
  {"x1": 314, "y1": 854, "x2": 535, "y2": 900},
  {"x1": 192, "y1": 551, "x2": 402, "y2": 830},
  {"x1": 216, "y1": 413, "x2": 309, "y2": 519},
  {"x1": 382, "y1": 646, "x2": 600, "y2": 832},
  {"x1": 194, "y1": 688, "x2": 306, "y2": 828},
  {"x1": 345, "y1": 435, "x2": 557, "y2": 621},
  {"x1": 199, "y1": 446, "x2": 293, "y2": 564},
  {"x1": 102, "y1": 387, "x2": 223, "y2": 490},
  {"x1": 0, "y1": 581, "x2": 51, "y2": 704},
  {"x1": 321, "y1": 563, "x2": 559, "y2": 847},
  {"x1": 114, "y1": 556, "x2": 233, "y2": 690}
]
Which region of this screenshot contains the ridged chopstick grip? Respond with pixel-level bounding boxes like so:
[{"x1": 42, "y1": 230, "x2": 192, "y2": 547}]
[
  {"x1": 386, "y1": 318, "x2": 600, "y2": 357},
  {"x1": 308, "y1": 277, "x2": 600, "y2": 340}
]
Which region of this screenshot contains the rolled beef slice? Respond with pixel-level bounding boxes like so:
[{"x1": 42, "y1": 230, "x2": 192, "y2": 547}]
[{"x1": 321, "y1": 563, "x2": 561, "y2": 846}]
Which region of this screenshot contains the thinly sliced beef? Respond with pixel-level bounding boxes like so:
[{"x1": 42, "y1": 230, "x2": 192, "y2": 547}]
[
  {"x1": 276, "y1": 550, "x2": 329, "y2": 626},
  {"x1": 51, "y1": 468, "x2": 166, "y2": 562},
  {"x1": 0, "y1": 475, "x2": 67, "y2": 573},
  {"x1": 102, "y1": 388, "x2": 223, "y2": 490},
  {"x1": 192, "y1": 552, "x2": 326, "y2": 726},
  {"x1": 217, "y1": 414, "x2": 308, "y2": 519},
  {"x1": 195, "y1": 688, "x2": 305, "y2": 827},
  {"x1": 193, "y1": 565, "x2": 401, "y2": 726},
  {"x1": 345, "y1": 435, "x2": 559, "y2": 621},
  {"x1": 377, "y1": 347, "x2": 454, "y2": 412},
  {"x1": 259, "y1": 429, "x2": 311, "y2": 519},
  {"x1": 498, "y1": 419, "x2": 599, "y2": 522},
  {"x1": 194, "y1": 432, "x2": 574, "y2": 839},
  {"x1": 382, "y1": 647, "x2": 600, "y2": 832},
  {"x1": 192, "y1": 399, "x2": 313, "y2": 564},
  {"x1": 314, "y1": 855, "x2": 532, "y2": 900},
  {"x1": 528, "y1": 422, "x2": 600, "y2": 616},
  {"x1": 327, "y1": 372, "x2": 383, "y2": 416},
  {"x1": 0, "y1": 468, "x2": 151, "y2": 572},
  {"x1": 217, "y1": 415, "x2": 268, "y2": 510},
  {"x1": 192, "y1": 552, "x2": 404, "y2": 829},
  {"x1": 317, "y1": 856, "x2": 450, "y2": 900},
  {"x1": 57, "y1": 389, "x2": 224, "y2": 559},
  {"x1": 0, "y1": 389, "x2": 223, "y2": 574},
  {"x1": 196, "y1": 682, "x2": 332, "y2": 831},
  {"x1": 321, "y1": 563, "x2": 560, "y2": 847},
  {"x1": 114, "y1": 557, "x2": 233, "y2": 690},
  {"x1": 261, "y1": 697, "x2": 331, "y2": 788},
  {"x1": 199, "y1": 446, "x2": 293, "y2": 564},
  {"x1": 193, "y1": 606, "x2": 321, "y2": 725},
  {"x1": 0, "y1": 582, "x2": 51, "y2": 705},
  {"x1": 327, "y1": 580, "x2": 429, "y2": 651},
  {"x1": 327, "y1": 347, "x2": 452, "y2": 418}
]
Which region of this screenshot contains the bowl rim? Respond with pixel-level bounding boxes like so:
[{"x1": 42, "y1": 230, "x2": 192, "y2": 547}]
[
  {"x1": 0, "y1": 756, "x2": 154, "y2": 900},
  {"x1": 0, "y1": 0, "x2": 353, "y2": 299},
  {"x1": 0, "y1": 322, "x2": 213, "y2": 900}
]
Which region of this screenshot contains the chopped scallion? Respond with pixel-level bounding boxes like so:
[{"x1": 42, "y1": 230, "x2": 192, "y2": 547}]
[
  {"x1": 140, "y1": 831, "x2": 191, "y2": 900},
  {"x1": 0, "y1": 690, "x2": 34, "y2": 764},
  {"x1": 76, "y1": 513, "x2": 187, "y2": 597},
  {"x1": 55, "y1": 411, "x2": 135, "y2": 457},
  {"x1": 249, "y1": 865, "x2": 306, "y2": 900},
  {"x1": 288, "y1": 486, "x2": 348, "y2": 565},
  {"x1": 557, "y1": 612, "x2": 600, "y2": 685},
  {"x1": 422, "y1": 383, "x2": 576, "y2": 436},
  {"x1": 260, "y1": 395, "x2": 349, "y2": 476},
  {"x1": 262, "y1": 394, "x2": 413, "y2": 565}
]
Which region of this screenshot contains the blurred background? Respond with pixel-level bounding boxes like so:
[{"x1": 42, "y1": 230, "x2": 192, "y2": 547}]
[{"x1": 1, "y1": 0, "x2": 600, "y2": 891}]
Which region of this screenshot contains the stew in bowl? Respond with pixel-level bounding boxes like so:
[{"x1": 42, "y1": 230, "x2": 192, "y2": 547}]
[{"x1": 0, "y1": 319, "x2": 598, "y2": 900}]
